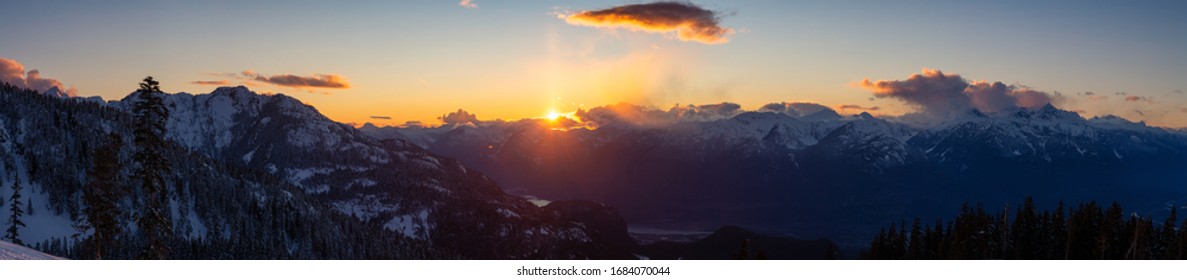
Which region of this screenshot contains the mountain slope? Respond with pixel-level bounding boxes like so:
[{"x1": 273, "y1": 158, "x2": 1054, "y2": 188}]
[
  {"x1": 110, "y1": 86, "x2": 630, "y2": 259},
  {"x1": 0, "y1": 240, "x2": 64, "y2": 260},
  {"x1": 0, "y1": 82, "x2": 430, "y2": 259}
]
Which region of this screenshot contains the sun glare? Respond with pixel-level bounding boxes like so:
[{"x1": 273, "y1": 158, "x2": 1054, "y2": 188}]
[{"x1": 546, "y1": 111, "x2": 565, "y2": 121}]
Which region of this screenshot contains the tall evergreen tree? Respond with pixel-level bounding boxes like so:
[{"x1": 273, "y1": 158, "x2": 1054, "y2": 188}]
[
  {"x1": 83, "y1": 133, "x2": 126, "y2": 259},
  {"x1": 131, "y1": 76, "x2": 173, "y2": 259},
  {"x1": 5, "y1": 179, "x2": 25, "y2": 245}
]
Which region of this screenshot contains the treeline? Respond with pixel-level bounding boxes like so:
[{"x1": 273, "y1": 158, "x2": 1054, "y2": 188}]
[{"x1": 863, "y1": 197, "x2": 1187, "y2": 259}]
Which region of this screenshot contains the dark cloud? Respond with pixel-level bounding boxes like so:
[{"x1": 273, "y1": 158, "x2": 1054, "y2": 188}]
[
  {"x1": 563, "y1": 1, "x2": 734, "y2": 44},
  {"x1": 439, "y1": 109, "x2": 479, "y2": 126},
  {"x1": 856, "y1": 68, "x2": 1059, "y2": 120},
  {"x1": 1114, "y1": 92, "x2": 1128, "y2": 96},
  {"x1": 1174, "y1": 89, "x2": 1183, "y2": 94},
  {"x1": 370, "y1": 116, "x2": 392, "y2": 120},
  {"x1": 1125, "y1": 96, "x2": 1154, "y2": 103},
  {"x1": 191, "y1": 80, "x2": 230, "y2": 86},
  {"x1": 1082, "y1": 91, "x2": 1096, "y2": 96},
  {"x1": 0, "y1": 57, "x2": 78, "y2": 96},
  {"x1": 839, "y1": 105, "x2": 881, "y2": 111}
]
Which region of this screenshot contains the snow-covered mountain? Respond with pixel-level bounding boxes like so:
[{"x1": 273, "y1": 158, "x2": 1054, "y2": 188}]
[
  {"x1": 364, "y1": 103, "x2": 1187, "y2": 247},
  {"x1": 1, "y1": 83, "x2": 634, "y2": 259},
  {"x1": 114, "y1": 86, "x2": 635, "y2": 259}
]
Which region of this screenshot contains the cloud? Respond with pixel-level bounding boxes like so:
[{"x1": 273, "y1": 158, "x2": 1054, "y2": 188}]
[
  {"x1": 1181, "y1": 107, "x2": 1187, "y2": 113},
  {"x1": 215, "y1": 70, "x2": 350, "y2": 90},
  {"x1": 249, "y1": 73, "x2": 349, "y2": 89},
  {"x1": 1174, "y1": 89, "x2": 1183, "y2": 94},
  {"x1": 563, "y1": 1, "x2": 734, "y2": 44},
  {"x1": 370, "y1": 116, "x2": 392, "y2": 120},
  {"x1": 856, "y1": 68, "x2": 1058, "y2": 119},
  {"x1": 0, "y1": 57, "x2": 78, "y2": 96},
  {"x1": 1114, "y1": 91, "x2": 1128, "y2": 96},
  {"x1": 576, "y1": 103, "x2": 670, "y2": 127},
  {"x1": 1081, "y1": 91, "x2": 1096, "y2": 96},
  {"x1": 1125, "y1": 96, "x2": 1154, "y2": 103},
  {"x1": 191, "y1": 80, "x2": 230, "y2": 86},
  {"x1": 757, "y1": 102, "x2": 839, "y2": 118},
  {"x1": 458, "y1": 0, "x2": 477, "y2": 9},
  {"x1": 668, "y1": 102, "x2": 742, "y2": 121},
  {"x1": 839, "y1": 105, "x2": 881, "y2": 111},
  {"x1": 439, "y1": 109, "x2": 479, "y2": 126},
  {"x1": 575, "y1": 102, "x2": 745, "y2": 127}
]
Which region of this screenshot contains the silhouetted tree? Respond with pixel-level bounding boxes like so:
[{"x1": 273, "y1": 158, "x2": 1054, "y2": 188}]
[
  {"x1": 733, "y1": 239, "x2": 751, "y2": 260},
  {"x1": 83, "y1": 133, "x2": 125, "y2": 259},
  {"x1": 865, "y1": 197, "x2": 1187, "y2": 260},
  {"x1": 132, "y1": 76, "x2": 173, "y2": 259},
  {"x1": 5, "y1": 179, "x2": 25, "y2": 245}
]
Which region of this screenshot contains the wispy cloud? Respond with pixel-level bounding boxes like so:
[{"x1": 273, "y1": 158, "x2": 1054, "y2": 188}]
[
  {"x1": 1125, "y1": 96, "x2": 1154, "y2": 103},
  {"x1": 840, "y1": 105, "x2": 881, "y2": 111},
  {"x1": 0, "y1": 57, "x2": 78, "y2": 96},
  {"x1": 370, "y1": 116, "x2": 392, "y2": 120},
  {"x1": 562, "y1": 1, "x2": 734, "y2": 44},
  {"x1": 191, "y1": 80, "x2": 230, "y2": 86},
  {"x1": 212, "y1": 70, "x2": 351, "y2": 91},
  {"x1": 458, "y1": 0, "x2": 477, "y2": 9},
  {"x1": 248, "y1": 73, "x2": 349, "y2": 89}
]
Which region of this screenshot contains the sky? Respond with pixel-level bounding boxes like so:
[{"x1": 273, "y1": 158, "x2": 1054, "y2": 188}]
[{"x1": 1, "y1": 0, "x2": 1185, "y2": 127}]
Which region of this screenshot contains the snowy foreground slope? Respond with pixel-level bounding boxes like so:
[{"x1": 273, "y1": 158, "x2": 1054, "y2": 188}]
[{"x1": 0, "y1": 241, "x2": 63, "y2": 260}]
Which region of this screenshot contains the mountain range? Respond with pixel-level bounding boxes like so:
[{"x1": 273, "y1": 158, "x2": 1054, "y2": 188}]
[
  {"x1": 4, "y1": 81, "x2": 1184, "y2": 258},
  {"x1": 363, "y1": 101, "x2": 1187, "y2": 249}
]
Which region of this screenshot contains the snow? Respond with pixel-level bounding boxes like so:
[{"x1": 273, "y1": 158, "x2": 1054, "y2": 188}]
[
  {"x1": 383, "y1": 210, "x2": 430, "y2": 239},
  {"x1": 241, "y1": 150, "x2": 255, "y2": 163},
  {"x1": 0, "y1": 241, "x2": 64, "y2": 260}
]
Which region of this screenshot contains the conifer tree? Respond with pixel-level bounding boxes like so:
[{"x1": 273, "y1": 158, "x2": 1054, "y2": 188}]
[
  {"x1": 83, "y1": 133, "x2": 125, "y2": 259},
  {"x1": 132, "y1": 76, "x2": 173, "y2": 259},
  {"x1": 5, "y1": 179, "x2": 25, "y2": 245}
]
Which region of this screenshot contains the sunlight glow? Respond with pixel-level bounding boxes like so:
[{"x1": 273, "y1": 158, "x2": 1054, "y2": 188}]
[{"x1": 546, "y1": 111, "x2": 565, "y2": 121}]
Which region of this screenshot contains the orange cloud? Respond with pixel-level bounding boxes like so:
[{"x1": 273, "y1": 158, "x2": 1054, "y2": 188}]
[
  {"x1": 458, "y1": 0, "x2": 477, "y2": 9},
  {"x1": 1125, "y1": 96, "x2": 1154, "y2": 103},
  {"x1": 563, "y1": 2, "x2": 734, "y2": 44},
  {"x1": 840, "y1": 105, "x2": 881, "y2": 111},
  {"x1": 191, "y1": 80, "x2": 230, "y2": 86},
  {"x1": 0, "y1": 57, "x2": 78, "y2": 96}
]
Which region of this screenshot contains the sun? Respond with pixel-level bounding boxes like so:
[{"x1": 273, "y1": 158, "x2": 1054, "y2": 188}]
[{"x1": 545, "y1": 111, "x2": 564, "y2": 121}]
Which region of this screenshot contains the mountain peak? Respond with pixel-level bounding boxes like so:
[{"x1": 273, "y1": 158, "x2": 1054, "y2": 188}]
[
  {"x1": 211, "y1": 85, "x2": 254, "y2": 96},
  {"x1": 801, "y1": 108, "x2": 841, "y2": 121}
]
